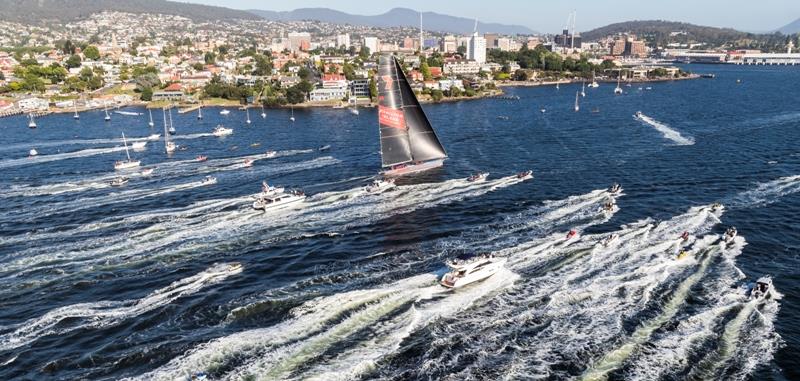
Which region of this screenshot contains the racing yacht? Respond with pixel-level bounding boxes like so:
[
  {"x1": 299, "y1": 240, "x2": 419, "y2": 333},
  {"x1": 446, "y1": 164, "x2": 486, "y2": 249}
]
[
  {"x1": 213, "y1": 125, "x2": 233, "y2": 137},
  {"x1": 114, "y1": 132, "x2": 141, "y2": 170},
  {"x1": 441, "y1": 255, "x2": 506, "y2": 288},
  {"x1": 467, "y1": 172, "x2": 489, "y2": 182},
  {"x1": 377, "y1": 55, "x2": 448, "y2": 177},
  {"x1": 364, "y1": 178, "x2": 395, "y2": 193}
]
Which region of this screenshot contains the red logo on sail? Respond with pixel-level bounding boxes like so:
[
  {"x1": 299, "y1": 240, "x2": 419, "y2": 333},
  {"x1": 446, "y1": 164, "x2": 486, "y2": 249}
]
[{"x1": 379, "y1": 106, "x2": 405, "y2": 129}]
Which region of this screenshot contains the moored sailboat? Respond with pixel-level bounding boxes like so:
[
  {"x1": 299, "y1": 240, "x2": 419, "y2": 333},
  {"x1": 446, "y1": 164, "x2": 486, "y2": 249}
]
[
  {"x1": 574, "y1": 91, "x2": 580, "y2": 112},
  {"x1": 114, "y1": 132, "x2": 141, "y2": 170},
  {"x1": 377, "y1": 55, "x2": 448, "y2": 177},
  {"x1": 163, "y1": 108, "x2": 176, "y2": 154}
]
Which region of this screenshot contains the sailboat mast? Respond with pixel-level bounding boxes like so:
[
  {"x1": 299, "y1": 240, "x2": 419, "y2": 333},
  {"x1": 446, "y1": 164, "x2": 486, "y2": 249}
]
[
  {"x1": 168, "y1": 107, "x2": 174, "y2": 129},
  {"x1": 122, "y1": 132, "x2": 131, "y2": 160}
]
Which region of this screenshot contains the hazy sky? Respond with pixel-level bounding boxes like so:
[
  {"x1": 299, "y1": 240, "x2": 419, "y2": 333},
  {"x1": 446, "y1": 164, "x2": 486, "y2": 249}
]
[{"x1": 183, "y1": 0, "x2": 799, "y2": 33}]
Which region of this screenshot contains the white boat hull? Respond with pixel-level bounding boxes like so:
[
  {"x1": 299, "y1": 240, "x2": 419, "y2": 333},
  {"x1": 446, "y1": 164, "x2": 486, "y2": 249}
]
[
  {"x1": 115, "y1": 160, "x2": 141, "y2": 170},
  {"x1": 441, "y1": 258, "x2": 506, "y2": 288},
  {"x1": 252, "y1": 195, "x2": 305, "y2": 211}
]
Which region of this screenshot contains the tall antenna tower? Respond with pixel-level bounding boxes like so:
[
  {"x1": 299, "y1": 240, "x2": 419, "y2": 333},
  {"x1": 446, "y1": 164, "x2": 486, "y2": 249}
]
[{"x1": 419, "y1": 12, "x2": 424, "y2": 52}]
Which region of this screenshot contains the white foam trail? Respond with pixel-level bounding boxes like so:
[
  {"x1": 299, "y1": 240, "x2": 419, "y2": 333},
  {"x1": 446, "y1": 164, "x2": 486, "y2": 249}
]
[
  {"x1": 635, "y1": 114, "x2": 694, "y2": 145},
  {"x1": 0, "y1": 263, "x2": 242, "y2": 352},
  {"x1": 0, "y1": 133, "x2": 215, "y2": 153},
  {"x1": 0, "y1": 146, "x2": 128, "y2": 169},
  {"x1": 728, "y1": 174, "x2": 800, "y2": 208}
]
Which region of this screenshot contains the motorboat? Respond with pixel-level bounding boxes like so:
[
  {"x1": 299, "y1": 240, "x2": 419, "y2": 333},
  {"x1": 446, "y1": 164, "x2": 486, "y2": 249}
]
[
  {"x1": 188, "y1": 371, "x2": 208, "y2": 380},
  {"x1": 147, "y1": 134, "x2": 161, "y2": 141},
  {"x1": 220, "y1": 109, "x2": 230, "y2": 115},
  {"x1": 250, "y1": 143, "x2": 262, "y2": 147},
  {"x1": 265, "y1": 150, "x2": 277, "y2": 158},
  {"x1": 261, "y1": 181, "x2": 285, "y2": 196},
  {"x1": 350, "y1": 107, "x2": 359, "y2": 115},
  {"x1": 600, "y1": 233, "x2": 620, "y2": 247},
  {"x1": 110, "y1": 176, "x2": 129, "y2": 186},
  {"x1": 243, "y1": 158, "x2": 254, "y2": 167},
  {"x1": 440, "y1": 255, "x2": 506, "y2": 288},
  {"x1": 29, "y1": 148, "x2": 38, "y2": 157},
  {"x1": 114, "y1": 110, "x2": 141, "y2": 116},
  {"x1": 252, "y1": 190, "x2": 306, "y2": 211},
  {"x1": 645, "y1": 86, "x2": 652, "y2": 90},
  {"x1": 318, "y1": 145, "x2": 331, "y2": 152},
  {"x1": 200, "y1": 176, "x2": 217, "y2": 186},
  {"x1": 601, "y1": 200, "x2": 616, "y2": 213},
  {"x1": 748, "y1": 277, "x2": 772, "y2": 299},
  {"x1": 131, "y1": 141, "x2": 147, "y2": 150},
  {"x1": 517, "y1": 170, "x2": 533, "y2": 179},
  {"x1": 723, "y1": 226, "x2": 738, "y2": 243},
  {"x1": 710, "y1": 202, "x2": 724, "y2": 212},
  {"x1": 140, "y1": 168, "x2": 154, "y2": 176},
  {"x1": 680, "y1": 231, "x2": 690, "y2": 241},
  {"x1": 28, "y1": 114, "x2": 37, "y2": 128},
  {"x1": 496, "y1": 116, "x2": 509, "y2": 120},
  {"x1": 168, "y1": 126, "x2": 176, "y2": 135},
  {"x1": 467, "y1": 172, "x2": 489, "y2": 182},
  {"x1": 196, "y1": 155, "x2": 208, "y2": 162},
  {"x1": 213, "y1": 125, "x2": 233, "y2": 137},
  {"x1": 364, "y1": 178, "x2": 395, "y2": 193},
  {"x1": 634, "y1": 111, "x2": 643, "y2": 119},
  {"x1": 608, "y1": 183, "x2": 622, "y2": 194},
  {"x1": 540, "y1": 108, "x2": 546, "y2": 113},
  {"x1": 165, "y1": 141, "x2": 176, "y2": 153}
]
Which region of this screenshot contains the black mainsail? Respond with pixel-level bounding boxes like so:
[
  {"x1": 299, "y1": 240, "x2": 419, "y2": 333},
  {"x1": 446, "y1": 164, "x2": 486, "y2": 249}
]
[{"x1": 377, "y1": 55, "x2": 447, "y2": 169}]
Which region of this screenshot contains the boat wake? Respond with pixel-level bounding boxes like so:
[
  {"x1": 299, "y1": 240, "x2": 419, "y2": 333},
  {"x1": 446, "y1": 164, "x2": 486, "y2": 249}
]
[
  {"x1": 635, "y1": 113, "x2": 694, "y2": 146},
  {"x1": 0, "y1": 263, "x2": 242, "y2": 353},
  {"x1": 0, "y1": 146, "x2": 128, "y2": 169},
  {"x1": 0, "y1": 133, "x2": 215, "y2": 154},
  {"x1": 727, "y1": 174, "x2": 800, "y2": 207}
]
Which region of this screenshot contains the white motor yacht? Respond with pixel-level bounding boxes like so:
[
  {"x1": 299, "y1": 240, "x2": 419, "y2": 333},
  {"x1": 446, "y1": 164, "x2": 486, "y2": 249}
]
[
  {"x1": 213, "y1": 125, "x2": 233, "y2": 137},
  {"x1": 748, "y1": 277, "x2": 772, "y2": 299},
  {"x1": 131, "y1": 141, "x2": 147, "y2": 150},
  {"x1": 466, "y1": 172, "x2": 489, "y2": 182},
  {"x1": 220, "y1": 109, "x2": 230, "y2": 115},
  {"x1": 29, "y1": 148, "x2": 38, "y2": 157},
  {"x1": 440, "y1": 255, "x2": 506, "y2": 288},
  {"x1": 252, "y1": 190, "x2": 305, "y2": 211},
  {"x1": 723, "y1": 226, "x2": 738, "y2": 243},
  {"x1": 147, "y1": 134, "x2": 161, "y2": 141}
]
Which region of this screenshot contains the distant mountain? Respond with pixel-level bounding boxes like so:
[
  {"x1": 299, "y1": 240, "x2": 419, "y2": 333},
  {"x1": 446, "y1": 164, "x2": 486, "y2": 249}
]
[
  {"x1": 0, "y1": 0, "x2": 259, "y2": 23},
  {"x1": 777, "y1": 18, "x2": 800, "y2": 34},
  {"x1": 248, "y1": 7, "x2": 535, "y2": 35}
]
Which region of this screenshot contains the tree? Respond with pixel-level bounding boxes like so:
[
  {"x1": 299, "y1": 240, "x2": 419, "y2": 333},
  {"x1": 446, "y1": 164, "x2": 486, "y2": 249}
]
[
  {"x1": 204, "y1": 51, "x2": 216, "y2": 65},
  {"x1": 140, "y1": 86, "x2": 153, "y2": 101},
  {"x1": 420, "y1": 60, "x2": 432, "y2": 81},
  {"x1": 192, "y1": 62, "x2": 204, "y2": 71},
  {"x1": 513, "y1": 69, "x2": 529, "y2": 81},
  {"x1": 60, "y1": 39, "x2": 76, "y2": 55},
  {"x1": 427, "y1": 52, "x2": 444, "y2": 68},
  {"x1": 431, "y1": 89, "x2": 444, "y2": 102},
  {"x1": 342, "y1": 62, "x2": 356, "y2": 80},
  {"x1": 369, "y1": 76, "x2": 377, "y2": 101},
  {"x1": 83, "y1": 45, "x2": 100, "y2": 61},
  {"x1": 297, "y1": 67, "x2": 311, "y2": 81},
  {"x1": 252, "y1": 54, "x2": 272, "y2": 76},
  {"x1": 358, "y1": 46, "x2": 370, "y2": 59},
  {"x1": 285, "y1": 86, "x2": 305, "y2": 104},
  {"x1": 65, "y1": 54, "x2": 81, "y2": 69},
  {"x1": 456, "y1": 45, "x2": 466, "y2": 55},
  {"x1": 450, "y1": 86, "x2": 462, "y2": 97}
]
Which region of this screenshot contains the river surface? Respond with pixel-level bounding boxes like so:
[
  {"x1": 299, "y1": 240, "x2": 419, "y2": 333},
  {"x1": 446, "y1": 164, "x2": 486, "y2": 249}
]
[{"x1": 0, "y1": 64, "x2": 798, "y2": 380}]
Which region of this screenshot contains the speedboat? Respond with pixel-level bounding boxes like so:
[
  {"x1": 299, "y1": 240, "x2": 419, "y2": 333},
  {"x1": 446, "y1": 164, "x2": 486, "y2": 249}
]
[
  {"x1": 440, "y1": 255, "x2": 506, "y2": 288},
  {"x1": 243, "y1": 158, "x2": 254, "y2": 167},
  {"x1": 147, "y1": 134, "x2": 161, "y2": 141},
  {"x1": 213, "y1": 125, "x2": 233, "y2": 137},
  {"x1": 188, "y1": 371, "x2": 208, "y2": 380},
  {"x1": 723, "y1": 226, "x2": 738, "y2": 243},
  {"x1": 600, "y1": 233, "x2": 620, "y2": 247},
  {"x1": 131, "y1": 141, "x2": 147, "y2": 150},
  {"x1": 364, "y1": 178, "x2": 395, "y2": 193},
  {"x1": 601, "y1": 200, "x2": 616, "y2": 213},
  {"x1": 709, "y1": 202, "x2": 724, "y2": 212},
  {"x1": 265, "y1": 150, "x2": 277, "y2": 158},
  {"x1": 168, "y1": 126, "x2": 176, "y2": 135},
  {"x1": 114, "y1": 159, "x2": 141, "y2": 170},
  {"x1": 220, "y1": 109, "x2": 230, "y2": 115},
  {"x1": 467, "y1": 172, "x2": 489, "y2": 182},
  {"x1": 196, "y1": 155, "x2": 208, "y2": 162},
  {"x1": 517, "y1": 170, "x2": 533, "y2": 179},
  {"x1": 634, "y1": 111, "x2": 643, "y2": 119},
  {"x1": 566, "y1": 229, "x2": 578, "y2": 240},
  {"x1": 680, "y1": 231, "x2": 690, "y2": 241},
  {"x1": 140, "y1": 168, "x2": 154, "y2": 176},
  {"x1": 608, "y1": 183, "x2": 622, "y2": 194},
  {"x1": 165, "y1": 141, "x2": 176, "y2": 153},
  {"x1": 200, "y1": 176, "x2": 217, "y2": 186},
  {"x1": 318, "y1": 145, "x2": 331, "y2": 152},
  {"x1": 496, "y1": 116, "x2": 509, "y2": 120},
  {"x1": 252, "y1": 190, "x2": 305, "y2": 211},
  {"x1": 110, "y1": 176, "x2": 129, "y2": 186},
  {"x1": 250, "y1": 143, "x2": 262, "y2": 147},
  {"x1": 748, "y1": 277, "x2": 772, "y2": 299},
  {"x1": 540, "y1": 108, "x2": 546, "y2": 113},
  {"x1": 29, "y1": 148, "x2": 38, "y2": 157},
  {"x1": 350, "y1": 108, "x2": 359, "y2": 115}
]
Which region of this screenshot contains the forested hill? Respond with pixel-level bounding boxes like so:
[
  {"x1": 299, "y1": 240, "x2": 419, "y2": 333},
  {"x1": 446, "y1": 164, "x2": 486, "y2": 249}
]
[
  {"x1": 0, "y1": 0, "x2": 259, "y2": 23},
  {"x1": 581, "y1": 20, "x2": 791, "y2": 51}
]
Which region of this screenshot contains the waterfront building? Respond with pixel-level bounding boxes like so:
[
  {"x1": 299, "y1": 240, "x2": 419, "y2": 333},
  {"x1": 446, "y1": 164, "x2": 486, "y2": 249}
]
[
  {"x1": 349, "y1": 78, "x2": 370, "y2": 98},
  {"x1": 309, "y1": 86, "x2": 348, "y2": 102},
  {"x1": 444, "y1": 59, "x2": 481, "y2": 75}
]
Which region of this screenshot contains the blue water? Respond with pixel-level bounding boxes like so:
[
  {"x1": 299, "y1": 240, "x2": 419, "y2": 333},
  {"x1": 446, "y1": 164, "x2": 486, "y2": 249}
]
[{"x1": 0, "y1": 64, "x2": 798, "y2": 380}]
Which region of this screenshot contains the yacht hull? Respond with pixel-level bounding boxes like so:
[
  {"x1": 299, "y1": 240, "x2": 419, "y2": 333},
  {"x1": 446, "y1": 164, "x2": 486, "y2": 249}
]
[{"x1": 382, "y1": 159, "x2": 444, "y2": 177}]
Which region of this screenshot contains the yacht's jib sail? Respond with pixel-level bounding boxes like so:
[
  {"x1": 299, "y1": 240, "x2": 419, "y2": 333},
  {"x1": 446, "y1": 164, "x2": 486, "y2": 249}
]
[{"x1": 377, "y1": 55, "x2": 447, "y2": 168}]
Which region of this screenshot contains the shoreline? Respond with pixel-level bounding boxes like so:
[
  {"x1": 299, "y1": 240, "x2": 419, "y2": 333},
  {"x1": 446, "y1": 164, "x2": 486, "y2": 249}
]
[{"x1": 498, "y1": 74, "x2": 701, "y2": 88}]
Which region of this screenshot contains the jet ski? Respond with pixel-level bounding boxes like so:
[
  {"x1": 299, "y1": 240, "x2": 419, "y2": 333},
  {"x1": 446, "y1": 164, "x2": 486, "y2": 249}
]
[
  {"x1": 748, "y1": 277, "x2": 772, "y2": 299},
  {"x1": 600, "y1": 233, "x2": 620, "y2": 247},
  {"x1": 723, "y1": 226, "x2": 737, "y2": 243},
  {"x1": 566, "y1": 230, "x2": 578, "y2": 240},
  {"x1": 243, "y1": 158, "x2": 254, "y2": 167},
  {"x1": 677, "y1": 250, "x2": 690, "y2": 260},
  {"x1": 467, "y1": 172, "x2": 489, "y2": 182},
  {"x1": 440, "y1": 255, "x2": 506, "y2": 289}
]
